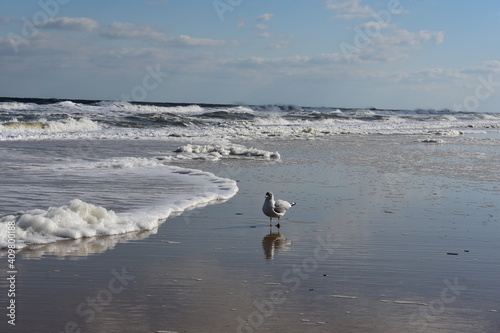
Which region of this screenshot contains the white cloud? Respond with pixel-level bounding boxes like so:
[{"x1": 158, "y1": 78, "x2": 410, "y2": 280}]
[
  {"x1": 461, "y1": 60, "x2": 500, "y2": 75},
  {"x1": 325, "y1": 0, "x2": 374, "y2": 19},
  {"x1": 338, "y1": 28, "x2": 445, "y2": 63},
  {"x1": 256, "y1": 13, "x2": 274, "y2": 22},
  {"x1": 417, "y1": 30, "x2": 445, "y2": 45},
  {"x1": 251, "y1": 14, "x2": 275, "y2": 38},
  {"x1": 356, "y1": 20, "x2": 395, "y2": 31},
  {"x1": 169, "y1": 35, "x2": 237, "y2": 47},
  {"x1": 380, "y1": 29, "x2": 444, "y2": 47},
  {"x1": 99, "y1": 22, "x2": 168, "y2": 41},
  {"x1": 39, "y1": 17, "x2": 99, "y2": 31},
  {"x1": 399, "y1": 68, "x2": 463, "y2": 84},
  {"x1": 227, "y1": 53, "x2": 345, "y2": 70},
  {"x1": 252, "y1": 24, "x2": 269, "y2": 30},
  {"x1": 257, "y1": 31, "x2": 272, "y2": 38},
  {"x1": 268, "y1": 41, "x2": 290, "y2": 50},
  {"x1": 252, "y1": 19, "x2": 271, "y2": 37},
  {"x1": 100, "y1": 22, "x2": 237, "y2": 47},
  {"x1": 326, "y1": 1, "x2": 443, "y2": 63}
]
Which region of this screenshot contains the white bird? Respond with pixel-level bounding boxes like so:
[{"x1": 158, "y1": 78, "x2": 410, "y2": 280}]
[{"x1": 262, "y1": 192, "x2": 296, "y2": 228}]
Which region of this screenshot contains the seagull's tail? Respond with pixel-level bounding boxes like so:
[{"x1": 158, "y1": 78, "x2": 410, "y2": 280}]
[{"x1": 290, "y1": 202, "x2": 296, "y2": 206}]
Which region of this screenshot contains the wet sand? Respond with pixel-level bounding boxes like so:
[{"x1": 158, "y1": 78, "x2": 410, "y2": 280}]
[{"x1": 1, "y1": 134, "x2": 499, "y2": 332}]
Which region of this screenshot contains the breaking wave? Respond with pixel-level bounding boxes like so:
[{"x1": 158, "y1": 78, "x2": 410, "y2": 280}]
[
  {"x1": 0, "y1": 117, "x2": 101, "y2": 134},
  {"x1": 0, "y1": 98, "x2": 499, "y2": 141}
]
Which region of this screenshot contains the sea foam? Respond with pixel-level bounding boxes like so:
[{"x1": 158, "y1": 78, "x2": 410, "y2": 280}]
[
  {"x1": 173, "y1": 144, "x2": 281, "y2": 161},
  {"x1": 0, "y1": 164, "x2": 238, "y2": 249}
]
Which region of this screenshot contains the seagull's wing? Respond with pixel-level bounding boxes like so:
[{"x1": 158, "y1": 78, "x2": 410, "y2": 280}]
[{"x1": 274, "y1": 200, "x2": 292, "y2": 214}]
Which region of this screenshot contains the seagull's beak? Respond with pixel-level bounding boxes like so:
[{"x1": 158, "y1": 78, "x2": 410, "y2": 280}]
[{"x1": 265, "y1": 193, "x2": 271, "y2": 199}]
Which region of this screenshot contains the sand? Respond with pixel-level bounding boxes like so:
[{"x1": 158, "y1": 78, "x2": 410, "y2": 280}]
[{"x1": 1, "y1": 134, "x2": 499, "y2": 332}]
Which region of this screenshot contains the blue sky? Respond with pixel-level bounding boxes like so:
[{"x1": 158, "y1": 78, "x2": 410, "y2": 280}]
[{"x1": 1, "y1": 0, "x2": 500, "y2": 111}]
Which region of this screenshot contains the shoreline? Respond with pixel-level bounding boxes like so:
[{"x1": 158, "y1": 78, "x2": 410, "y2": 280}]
[{"x1": 1, "y1": 134, "x2": 499, "y2": 332}]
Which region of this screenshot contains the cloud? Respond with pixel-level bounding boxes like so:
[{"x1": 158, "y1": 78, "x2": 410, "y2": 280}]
[
  {"x1": 100, "y1": 22, "x2": 237, "y2": 47},
  {"x1": 38, "y1": 17, "x2": 99, "y2": 31},
  {"x1": 417, "y1": 30, "x2": 445, "y2": 45},
  {"x1": 0, "y1": 36, "x2": 29, "y2": 54},
  {"x1": 460, "y1": 60, "x2": 500, "y2": 75},
  {"x1": 268, "y1": 41, "x2": 290, "y2": 50},
  {"x1": 100, "y1": 22, "x2": 169, "y2": 41},
  {"x1": 256, "y1": 31, "x2": 272, "y2": 38},
  {"x1": 252, "y1": 24, "x2": 269, "y2": 30},
  {"x1": 338, "y1": 28, "x2": 445, "y2": 63},
  {"x1": 169, "y1": 35, "x2": 237, "y2": 47},
  {"x1": 256, "y1": 13, "x2": 274, "y2": 22},
  {"x1": 227, "y1": 53, "x2": 345, "y2": 70},
  {"x1": 356, "y1": 20, "x2": 395, "y2": 31},
  {"x1": 325, "y1": 0, "x2": 374, "y2": 20},
  {"x1": 251, "y1": 14, "x2": 275, "y2": 38},
  {"x1": 221, "y1": 53, "x2": 353, "y2": 88},
  {"x1": 399, "y1": 68, "x2": 463, "y2": 84},
  {"x1": 378, "y1": 29, "x2": 444, "y2": 47},
  {"x1": 251, "y1": 19, "x2": 272, "y2": 37}
]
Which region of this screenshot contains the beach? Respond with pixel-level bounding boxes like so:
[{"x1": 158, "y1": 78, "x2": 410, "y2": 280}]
[
  {"x1": 2, "y1": 1, "x2": 500, "y2": 331},
  {"x1": 1, "y1": 100, "x2": 499, "y2": 332}
]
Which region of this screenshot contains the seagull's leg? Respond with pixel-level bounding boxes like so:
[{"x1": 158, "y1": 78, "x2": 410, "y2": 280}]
[
  {"x1": 276, "y1": 216, "x2": 281, "y2": 229},
  {"x1": 269, "y1": 217, "x2": 272, "y2": 226}
]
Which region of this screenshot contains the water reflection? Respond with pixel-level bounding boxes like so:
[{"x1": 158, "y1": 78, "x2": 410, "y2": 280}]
[
  {"x1": 262, "y1": 229, "x2": 291, "y2": 259},
  {"x1": 9, "y1": 229, "x2": 157, "y2": 259}
]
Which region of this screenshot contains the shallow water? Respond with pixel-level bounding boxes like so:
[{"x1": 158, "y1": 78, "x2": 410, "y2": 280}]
[
  {"x1": 1, "y1": 134, "x2": 498, "y2": 332},
  {"x1": 0, "y1": 139, "x2": 238, "y2": 248}
]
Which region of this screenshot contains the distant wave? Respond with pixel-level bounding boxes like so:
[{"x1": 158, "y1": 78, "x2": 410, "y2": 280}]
[
  {"x1": 0, "y1": 117, "x2": 101, "y2": 134},
  {"x1": 1, "y1": 97, "x2": 499, "y2": 141}
]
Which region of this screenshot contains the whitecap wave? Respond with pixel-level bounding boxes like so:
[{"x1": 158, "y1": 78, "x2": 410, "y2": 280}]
[
  {"x1": 97, "y1": 101, "x2": 205, "y2": 114},
  {"x1": 0, "y1": 117, "x2": 101, "y2": 134},
  {"x1": 1, "y1": 99, "x2": 499, "y2": 141},
  {"x1": 55, "y1": 100, "x2": 82, "y2": 109},
  {"x1": 0, "y1": 102, "x2": 36, "y2": 111}
]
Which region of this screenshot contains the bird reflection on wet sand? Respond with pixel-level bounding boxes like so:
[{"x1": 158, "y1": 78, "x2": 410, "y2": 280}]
[{"x1": 262, "y1": 229, "x2": 292, "y2": 259}]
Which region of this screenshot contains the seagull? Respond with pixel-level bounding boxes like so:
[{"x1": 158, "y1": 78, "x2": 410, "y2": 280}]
[{"x1": 262, "y1": 192, "x2": 296, "y2": 228}]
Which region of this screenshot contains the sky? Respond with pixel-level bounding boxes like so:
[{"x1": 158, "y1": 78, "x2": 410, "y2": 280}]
[{"x1": 1, "y1": 0, "x2": 500, "y2": 111}]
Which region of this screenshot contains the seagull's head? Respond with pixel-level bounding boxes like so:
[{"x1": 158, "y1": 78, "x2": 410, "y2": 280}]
[{"x1": 265, "y1": 192, "x2": 273, "y2": 199}]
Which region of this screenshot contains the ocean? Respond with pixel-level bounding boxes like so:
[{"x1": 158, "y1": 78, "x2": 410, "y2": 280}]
[
  {"x1": 0, "y1": 97, "x2": 499, "y2": 332},
  {"x1": 3, "y1": 97, "x2": 496, "y2": 249}
]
